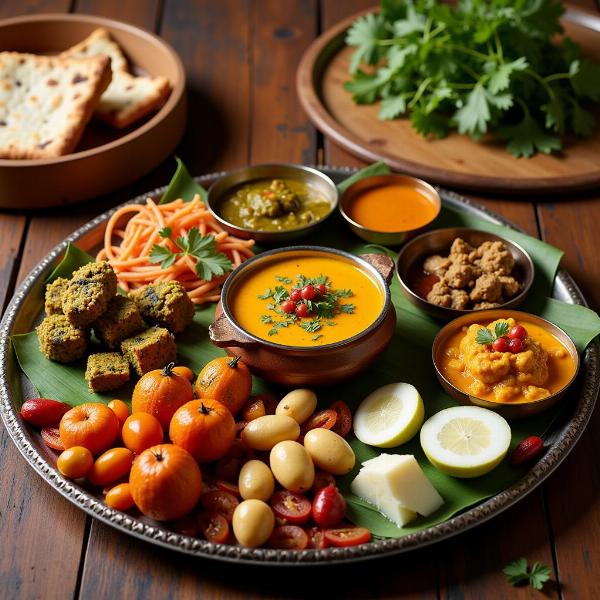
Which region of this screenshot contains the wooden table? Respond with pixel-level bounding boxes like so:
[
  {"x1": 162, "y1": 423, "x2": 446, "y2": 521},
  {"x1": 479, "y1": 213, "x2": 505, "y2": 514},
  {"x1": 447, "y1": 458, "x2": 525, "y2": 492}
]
[{"x1": 1, "y1": 1, "x2": 599, "y2": 598}]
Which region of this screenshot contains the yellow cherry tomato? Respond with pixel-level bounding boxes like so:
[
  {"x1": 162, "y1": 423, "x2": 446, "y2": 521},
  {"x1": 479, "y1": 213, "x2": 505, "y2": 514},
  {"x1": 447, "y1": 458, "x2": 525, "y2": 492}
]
[
  {"x1": 108, "y1": 399, "x2": 130, "y2": 425},
  {"x1": 57, "y1": 446, "x2": 94, "y2": 479},
  {"x1": 105, "y1": 483, "x2": 135, "y2": 511},
  {"x1": 122, "y1": 412, "x2": 164, "y2": 454},
  {"x1": 172, "y1": 366, "x2": 195, "y2": 381},
  {"x1": 88, "y1": 447, "x2": 134, "y2": 487}
]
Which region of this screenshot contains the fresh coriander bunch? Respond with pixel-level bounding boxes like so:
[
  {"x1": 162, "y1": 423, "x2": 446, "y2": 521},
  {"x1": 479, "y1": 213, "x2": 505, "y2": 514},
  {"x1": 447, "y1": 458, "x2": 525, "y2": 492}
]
[{"x1": 344, "y1": 0, "x2": 600, "y2": 157}]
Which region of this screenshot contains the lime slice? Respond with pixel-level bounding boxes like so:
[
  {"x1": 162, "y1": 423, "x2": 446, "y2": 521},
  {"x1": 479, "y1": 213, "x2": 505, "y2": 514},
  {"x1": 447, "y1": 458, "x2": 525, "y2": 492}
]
[
  {"x1": 353, "y1": 383, "x2": 425, "y2": 448},
  {"x1": 420, "y1": 406, "x2": 511, "y2": 478}
]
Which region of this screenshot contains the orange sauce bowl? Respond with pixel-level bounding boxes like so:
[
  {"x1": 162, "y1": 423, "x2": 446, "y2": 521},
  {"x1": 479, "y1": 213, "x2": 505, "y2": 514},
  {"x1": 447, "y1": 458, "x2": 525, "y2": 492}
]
[
  {"x1": 432, "y1": 310, "x2": 580, "y2": 418},
  {"x1": 339, "y1": 174, "x2": 441, "y2": 246}
]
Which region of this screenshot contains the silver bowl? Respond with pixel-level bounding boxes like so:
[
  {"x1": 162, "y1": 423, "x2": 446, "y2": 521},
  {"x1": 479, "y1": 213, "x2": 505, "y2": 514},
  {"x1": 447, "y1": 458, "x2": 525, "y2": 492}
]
[
  {"x1": 339, "y1": 174, "x2": 441, "y2": 246},
  {"x1": 396, "y1": 227, "x2": 535, "y2": 320},
  {"x1": 206, "y1": 163, "x2": 338, "y2": 243}
]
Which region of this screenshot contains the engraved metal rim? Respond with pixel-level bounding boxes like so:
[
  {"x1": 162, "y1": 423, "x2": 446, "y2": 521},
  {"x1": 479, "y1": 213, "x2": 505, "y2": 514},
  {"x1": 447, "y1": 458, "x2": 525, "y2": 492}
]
[
  {"x1": 219, "y1": 245, "x2": 392, "y2": 352},
  {"x1": 0, "y1": 167, "x2": 598, "y2": 566}
]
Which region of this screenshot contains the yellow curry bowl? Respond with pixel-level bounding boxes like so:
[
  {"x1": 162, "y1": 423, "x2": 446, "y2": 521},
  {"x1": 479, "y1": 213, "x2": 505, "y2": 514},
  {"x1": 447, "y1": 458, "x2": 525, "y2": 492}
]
[
  {"x1": 339, "y1": 174, "x2": 441, "y2": 246},
  {"x1": 208, "y1": 246, "x2": 397, "y2": 387},
  {"x1": 432, "y1": 309, "x2": 580, "y2": 419},
  {"x1": 206, "y1": 164, "x2": 338, "y2": 244}
]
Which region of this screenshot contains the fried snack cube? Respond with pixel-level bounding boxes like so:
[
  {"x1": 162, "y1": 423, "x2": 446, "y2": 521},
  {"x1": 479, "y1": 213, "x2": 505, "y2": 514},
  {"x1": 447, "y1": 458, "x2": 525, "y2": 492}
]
[
  {"x1": 93, "y1": 295, "x2": 145, "y2": 349},
  {"x1": 120, "y1": 326, "x2": 176, "y2": 376},
  {"x1": 130, "y1": 281, "x2": 194, "y2": 334},
  {"x1": 36, "y1": 314, "x2": 87, "y2": 363},
  {"x1": 44, "y1": 277, "x2": 69, "y2": 315},
  {"x1": 85, "y1": 352, "x2": 130, "y2": 392},
  {"x1": 63, "y1": 261, "x2": 118, "y2": 328}
]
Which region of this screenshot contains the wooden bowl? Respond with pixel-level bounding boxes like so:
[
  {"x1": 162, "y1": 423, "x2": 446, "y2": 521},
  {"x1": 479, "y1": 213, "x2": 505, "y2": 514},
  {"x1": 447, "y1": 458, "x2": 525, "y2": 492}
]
[
  {"x1": 0, "y1": 13, "x2": 186, "y2": 209},
  {"x1": 432, "y1": 310, "x2": 580, "y2": 418},
  {"x1": 396, "y1": 228, "x2": 535, "y2": 320},
  {"x1": 208, "y1": 246, "x2": 396, "y2": 386}
]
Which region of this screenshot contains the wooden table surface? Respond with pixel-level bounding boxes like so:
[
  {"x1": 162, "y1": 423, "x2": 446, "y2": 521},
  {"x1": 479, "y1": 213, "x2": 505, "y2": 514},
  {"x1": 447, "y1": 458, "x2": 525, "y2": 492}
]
[{"x1": 1, "y1": 1, "x2": 599, "y2": 598}]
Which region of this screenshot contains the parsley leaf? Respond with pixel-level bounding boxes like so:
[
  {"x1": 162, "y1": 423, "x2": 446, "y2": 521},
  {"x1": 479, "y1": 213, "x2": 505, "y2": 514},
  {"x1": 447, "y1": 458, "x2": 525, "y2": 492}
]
[
  {"x1": 498, "y1": 112, "x2": 561, "y2": 158},
  {"x1": 570, "y1": 59, "x2": 600, "y2": 101},
  {"x1": 345, "y1": 13, "x2": 387, "y2": 74},
  {"x1": 475, "y1": 328, "x2": 495, "y2": 345},
  {"x1": 495, "y1": 321, "x2": 509, "y2": 338},
  {"x1": 149, "y1": 245, "x2": 177, "y2": 269},
  {"x1": 258, "y1": 288, "x2": 273, "y2": 300},
  {"x1": 158, "y1": 226, "x2": 172, "y2": 239},
  {"x1": 503, "y1": 558, "x2": 551, "y2": 591},
  {"x1": 275, "y1": 275, "x2": 292, "y2": 284},
  {"x1": 174, "y1": 228, "x2": 233, "y2": 281},
  {"x1": 273, "y1": 286, "x2": 289, "y2": 304},
  {"x1": 454, "y1": 84, "x2": 490, "y2": 138}
]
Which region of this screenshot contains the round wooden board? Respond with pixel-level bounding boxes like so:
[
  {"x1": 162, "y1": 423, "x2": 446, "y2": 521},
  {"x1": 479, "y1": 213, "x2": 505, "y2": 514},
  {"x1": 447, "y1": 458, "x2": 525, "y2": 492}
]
[{"x1": 297, "y1": 7, "x2": 600, "y2": 195}]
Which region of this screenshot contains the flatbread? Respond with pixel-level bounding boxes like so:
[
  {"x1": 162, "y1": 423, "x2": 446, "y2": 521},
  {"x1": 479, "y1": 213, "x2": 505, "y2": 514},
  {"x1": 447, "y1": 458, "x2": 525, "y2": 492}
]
[
  {"x1": 0, "y1": 52, "x2": 111, "y2": 159},
  {"x1": 61, "y1": 28, "x2": 171, "y2": 129}
]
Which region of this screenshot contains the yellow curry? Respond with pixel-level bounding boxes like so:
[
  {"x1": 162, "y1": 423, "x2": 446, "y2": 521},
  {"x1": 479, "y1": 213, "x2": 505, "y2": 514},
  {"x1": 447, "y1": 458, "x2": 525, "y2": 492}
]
[
  {"x1": 439, "y1": 318, "x2": 576, "y2": 404},
  {"x1": 230, "y1": 255, "x2": 384, "y2": 346}
]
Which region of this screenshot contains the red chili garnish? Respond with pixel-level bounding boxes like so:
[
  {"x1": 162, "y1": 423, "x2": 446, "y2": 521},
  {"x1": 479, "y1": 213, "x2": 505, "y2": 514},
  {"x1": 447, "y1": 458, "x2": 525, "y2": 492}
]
[{"x1": 510, "y1": 436, "x2": 545, "y2": 466}]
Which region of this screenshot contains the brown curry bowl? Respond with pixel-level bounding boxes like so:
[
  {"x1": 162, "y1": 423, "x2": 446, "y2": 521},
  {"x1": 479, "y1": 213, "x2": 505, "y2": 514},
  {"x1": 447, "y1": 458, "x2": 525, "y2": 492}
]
[
  {"x1": 0, "y1": 13, "x2": 186, "y2": 208},
  {"x1": 209, "y1": 246, "x2": 396, "y2": 386},
  {"x1": 432, "y1": 309, "x2": 580, "y2": 418},
  {"x1": 396, "y1": 228, "x2": 535, "y2": 320}
]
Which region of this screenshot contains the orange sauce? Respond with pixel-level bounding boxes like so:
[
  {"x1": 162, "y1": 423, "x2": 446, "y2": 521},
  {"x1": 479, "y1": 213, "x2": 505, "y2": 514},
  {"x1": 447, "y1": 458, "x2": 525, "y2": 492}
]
[
  {"x1": 439, "y1": 318, "x2": 577, "y2": 404},
  {"x1": 347, "y1": 184, "x2": 438, "y2": 232}
]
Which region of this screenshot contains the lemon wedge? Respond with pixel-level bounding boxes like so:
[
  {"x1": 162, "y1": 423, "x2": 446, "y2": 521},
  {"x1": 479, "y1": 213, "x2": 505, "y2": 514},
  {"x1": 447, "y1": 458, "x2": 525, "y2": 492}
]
[
  {"x1": 353, "y1": 383, "x2": 424, "y2": 448},
  {"x1": 420, "y1": 406, "x2": 511, "y2": 478}
]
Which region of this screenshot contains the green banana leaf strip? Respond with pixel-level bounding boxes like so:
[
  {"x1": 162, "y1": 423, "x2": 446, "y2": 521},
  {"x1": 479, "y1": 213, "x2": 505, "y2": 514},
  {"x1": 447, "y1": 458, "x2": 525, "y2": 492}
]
[
  {"x1": 160, "y1": 156, "x2": 208, "y2": 204},
  {"x1": 11, "y1": 161, "x2": 600, "y2": 540}
]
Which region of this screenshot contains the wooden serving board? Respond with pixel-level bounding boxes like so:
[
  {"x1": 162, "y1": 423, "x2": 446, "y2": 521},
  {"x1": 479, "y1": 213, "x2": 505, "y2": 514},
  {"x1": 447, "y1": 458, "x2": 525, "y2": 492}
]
[{"x1": 297, "y1": 7, "x2": 600, "y2": 195}]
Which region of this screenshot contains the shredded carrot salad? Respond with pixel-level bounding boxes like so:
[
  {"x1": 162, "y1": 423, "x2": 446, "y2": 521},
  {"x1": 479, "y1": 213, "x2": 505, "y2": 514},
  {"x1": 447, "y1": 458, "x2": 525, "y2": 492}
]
[{"x1": 97, "y1": 195, "x2": 255, "y2": 304}]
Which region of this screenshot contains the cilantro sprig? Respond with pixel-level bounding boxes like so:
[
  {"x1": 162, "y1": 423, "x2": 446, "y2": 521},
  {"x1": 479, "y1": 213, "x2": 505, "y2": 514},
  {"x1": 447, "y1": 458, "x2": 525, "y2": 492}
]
[
  {"x1": 476, "y1": 321, "x2": 509, "y2": 345},
  {"x1": 503, "y1": 558, "x2": 551, "y2": 591},
  {"x1": 149, "y1": 227, "x2": 232, "y2": 282},
  {"x1": 344, "y1": 0, "x2": 600, "y2": 157}
]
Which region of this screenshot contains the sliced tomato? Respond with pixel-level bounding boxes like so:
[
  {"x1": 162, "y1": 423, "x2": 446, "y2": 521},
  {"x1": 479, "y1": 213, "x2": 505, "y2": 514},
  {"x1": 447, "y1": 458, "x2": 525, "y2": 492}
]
[
  {"x1": 306, "y1": 527, "x2": 329, "y2": 549},
  {"x1": 329, "y1": 401, "x2": 352, "y2": 437},
  {"x1": 312, "y1": 470, "x2": 336, "y2": 493},
  {"x1": 301, "y1": 409, "x2": 337, "y2": 437},
  {"x1": 268, "y1": 525, "x2": 308, "y2": 550},
  {"x1": 20, "y1": 398, "x2": 71, "y2": 427},
  {"x1": 41, "y1": 426, "x2": 64, "y2": 451},
  {"x1": 170, "y1": 515, "x2": 198, "y2": 537},
  {"x1": 200, "y1": 490, "x2": 239, "y2": 522},
  {"x1": 270, "y1": 491, "x2": 311, "y2": 524},
  {"x1": 216, "y1": 479, "x2": 240, "y2": 497},
  {"x1": 197, "y1": 511, "x2": 229, "y2": 544},
  {"x1": 325, "y1": 527, "x2": 371, "y2": 547}
]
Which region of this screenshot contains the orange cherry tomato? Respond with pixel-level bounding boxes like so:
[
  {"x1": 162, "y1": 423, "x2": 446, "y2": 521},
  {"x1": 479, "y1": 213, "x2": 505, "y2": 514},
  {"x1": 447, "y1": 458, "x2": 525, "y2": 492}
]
[
  {"x1": 300, "y1": 409, "x2": 337, "y2": 438},
  {"x1": 108, "y1": 399, "x2": 130, "y2": 425},
  {"x1": 172, "y1": 366, "x2": 195, "y2": 381},
  {"x1": 324, "y1": 527, "x2": 371, "y2": 547},
  {"x1": 41, "y1": 426, "x2": 65, "y2": 451},
  {"x1": 88, "y1": 447, "x2": 134, "y2": 487},
  {"x1": 57, "y1": 446, "x2": 94, "y2": 479},
  {"x1": 197, "y1": 511, "x2": 230, "y2": 544},
  {"x1": 59, "y1": 403, "x2": 120, "y2": 455},
  {"x1": 105, "y1": 483, "x2": 135, "y2": 511},
  {"x1": 121, "y1": 412, "x2": 163, "y2": 454}
]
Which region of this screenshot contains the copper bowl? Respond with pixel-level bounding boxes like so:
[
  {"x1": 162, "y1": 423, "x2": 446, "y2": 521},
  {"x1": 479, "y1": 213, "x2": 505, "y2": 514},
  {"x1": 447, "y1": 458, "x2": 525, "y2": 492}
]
[
  {"x1": 339, "y1": 174, "x2": 441, "y2": 246},
  {"x1": 206, "y1": 164, "x2": 338, "y2": 244},
  {"x1": 0, "y1": 13, "x2": 186, "y2": 208},
  {"x1": 432, "y1": 309, "x2": 580, "y2": 418},
  {"x1": 396, "y1": 227, "x2": 535, "y2": 320},
  {"x1": 209, "y1": 246, "x2": 396, "y2": 386}
]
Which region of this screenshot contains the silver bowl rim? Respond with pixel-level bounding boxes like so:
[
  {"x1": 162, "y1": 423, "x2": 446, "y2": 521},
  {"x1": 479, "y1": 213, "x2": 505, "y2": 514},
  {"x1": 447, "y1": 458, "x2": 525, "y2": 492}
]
[
  {"x1": 0, "y1": 166, "x2": 598, "y2": 566},
  {"x1": 205, "y1": 163, "x2": 339, "y2": 238},
  {"x1": 395, "y1": 226, "x2": 536, "y2": 315}
]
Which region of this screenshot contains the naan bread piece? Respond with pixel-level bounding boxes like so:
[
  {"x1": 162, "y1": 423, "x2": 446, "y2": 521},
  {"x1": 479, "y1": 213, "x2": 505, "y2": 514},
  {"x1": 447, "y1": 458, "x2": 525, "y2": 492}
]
[
  {"x1": 0, "y1": 52, "x2": 111, "y2": 159},
  {"x1": 61, "y1": 28, "x2": 171, "y2": 129}
]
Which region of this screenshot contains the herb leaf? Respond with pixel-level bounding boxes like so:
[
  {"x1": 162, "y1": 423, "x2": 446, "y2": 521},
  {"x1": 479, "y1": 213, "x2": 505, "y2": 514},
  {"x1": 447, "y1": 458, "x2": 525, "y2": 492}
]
[
  {"x1": 258, "y1": 288, "x2": 273, "y2": 300},
  {"x1": 503, "y1": 558, "x2": 551, "y2": 591},
  {"x1": 494, "y1": 322, "x2": 510, "y2": 339},
  {"x1": 158, "y1": 226, "x2": 172, "y2": 239},
  {"x1": 149, "y1": 245, "x2": 177, "y2": 269}
]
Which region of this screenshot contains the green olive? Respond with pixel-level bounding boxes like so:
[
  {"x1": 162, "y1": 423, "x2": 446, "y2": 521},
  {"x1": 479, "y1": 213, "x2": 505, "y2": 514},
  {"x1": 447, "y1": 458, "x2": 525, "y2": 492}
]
[
  {"x1": 241, "y1": 414, "x2": 300, "y2": 451},
  {"x1": 303, "y1": 428, "x2": 355, "y2": 475},
  {"x1": 238, "y1": 460, "x2": 275, "y2": 501},
  {"x1": 270, "y1": 440, "x2": 315, "y2": 493},
  {"x1": 232, "y1": 499, "x2": 275, "y2": 548},
  {"x1": 275, "y1": 389, "x2": 318, "y2": 424}
]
